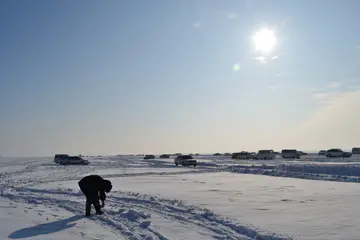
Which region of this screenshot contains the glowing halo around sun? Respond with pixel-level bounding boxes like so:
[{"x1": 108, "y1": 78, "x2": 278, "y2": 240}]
[{"x1": 252, "y1": 28, "x2": 276, "y2": 53}]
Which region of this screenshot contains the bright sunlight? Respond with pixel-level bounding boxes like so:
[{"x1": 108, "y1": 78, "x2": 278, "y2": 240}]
[{"x1": 253, "y1": 28, "x2": 276, "y2": 53}]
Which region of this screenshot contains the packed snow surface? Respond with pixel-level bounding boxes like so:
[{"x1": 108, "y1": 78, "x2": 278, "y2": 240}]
[{"x1": 1, "y1": 154, "x2": 360, "y2": 239}]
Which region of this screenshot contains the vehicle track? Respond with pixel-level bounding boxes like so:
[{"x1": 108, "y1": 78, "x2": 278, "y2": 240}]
[{"x1": 1, "y1": 187, "x2": 292, "y2": 240}]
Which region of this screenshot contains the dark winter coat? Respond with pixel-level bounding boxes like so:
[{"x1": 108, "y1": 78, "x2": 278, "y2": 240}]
[{"x1": 78, "y1": 175, "x2": 112, "y2": 201}]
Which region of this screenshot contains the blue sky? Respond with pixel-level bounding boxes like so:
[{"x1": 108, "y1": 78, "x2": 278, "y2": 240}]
[{"x1": 1, "y1": 0, "x2": 360, "y2": 156}]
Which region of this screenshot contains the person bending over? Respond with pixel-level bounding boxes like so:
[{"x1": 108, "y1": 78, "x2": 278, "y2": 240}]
[{"x1": 78, "y1": 175, "x2": 112, "y2": 216}]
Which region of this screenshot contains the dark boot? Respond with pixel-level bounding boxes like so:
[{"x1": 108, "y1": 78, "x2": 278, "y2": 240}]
[
  {"x1": 85, "y1": 200, "x2": 91, "y2": 216},
  {"x1": 94, "y1": 202, "x2": 103, "y2": 215}
]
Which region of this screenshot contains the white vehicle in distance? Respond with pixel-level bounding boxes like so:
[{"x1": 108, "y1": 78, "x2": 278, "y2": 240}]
[
  {"x1": 281, "y1": 149, "x2": 300, "y2": 159},
  {"x1": 174, "y1": 155, "x2": 197, "y2": 167},
  {"x1": 54, "y1": 154, "x2": 90, "y2": 165},
  {"x1": 254, "y1": 150, "x2": 275, "y2": 160},
  {"x1": 325, "y1": 149, "x2": 352, "y2": 158},
  {"x1": 352, "y1": 148, "x2": 360, "y2": 154}
]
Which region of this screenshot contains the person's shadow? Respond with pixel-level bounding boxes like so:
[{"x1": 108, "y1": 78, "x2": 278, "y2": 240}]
[{"x1": 8, "y1": 215, "x2": 84, "y2": 239}]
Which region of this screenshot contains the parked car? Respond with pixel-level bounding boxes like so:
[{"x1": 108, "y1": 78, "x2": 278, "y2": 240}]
[
  {"x1": 236, "y1": 151, "x2": 254, "y2": 159},
  {"x1": 174, "y1": 155, "x2": 197, "y2": 167},
  {"x1": 144, "y1": 155, "x2": 156, "y2": 160},
  {"x1": 254, "y1": 150, "x2": 276, "y2": 160},
  {"x1": 231, "y1": 152, "x2": 241, "y2": 159},
  {"x1": 213, "y1": 153, "x2": 222, "y2": 156},
  {"x1": 325, "y1": 149, "x2": 352, "y2": 158},
  {"x1": 54, "y1": 154, "x2": 90, "y2": 165},
  {"x1": 318, "y1": 150, "x2": 327, "y2": 155},
  {"x1": 159, "y1": 154, "x2": 170, "y2": 159},
  {"x1": 352, "y1": 148, "x2": 360, "y2": 154},
  {"x1": 223, "y1": 153, "x2": 231, "y2": 156},
  {"x1": 281, "y1": 149, "x2": 300, "y2": 159}
]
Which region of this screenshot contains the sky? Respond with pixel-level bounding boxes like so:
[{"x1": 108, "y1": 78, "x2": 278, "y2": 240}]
[{"x1": 1, "y1": 0, "x2": 360, "y2": 157}]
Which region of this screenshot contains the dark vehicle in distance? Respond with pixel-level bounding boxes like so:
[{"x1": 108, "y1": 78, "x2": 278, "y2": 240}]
[
  {"x1": 236, "y1": 151, "x2": 254, "y2": 160},
  {"x1": 231, "y1": 152, "x2": 242, "y2": 159},
  {"x1": 281, "y1": 149, "x2": 301, "y2": 159},
  {"x1": 318, "y1": 150, "x2": 327, "y2": 155},
  {"x1": 54, "y1": 154, "x2": 90, "y2": 165},
  {"x1": 174, "y1": 155, "x2": 197, "y2": 167}
]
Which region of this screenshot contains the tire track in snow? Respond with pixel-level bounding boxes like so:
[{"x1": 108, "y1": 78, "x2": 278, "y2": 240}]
[
  {"x1": 0, "y1": 164, "x2": 96, "y2": 188},
  {"x1": 1, "y1": 188, "x2": 292, "y2": 240},
  {"x1": 0, "y1": 189, "x2": 164, "y2": 240},
  {"x1": 106, "y1": 197, "x2": 253, "y2": 240},
  {"x1": 107, "y1": 194, "x2": 291, "y2": 240},
  {"x1": 3, "y1": 166, "x2": 218, "y2": 188},
  {"x1": 0, "y1": 157, "x2": 219, "y2": 189}
]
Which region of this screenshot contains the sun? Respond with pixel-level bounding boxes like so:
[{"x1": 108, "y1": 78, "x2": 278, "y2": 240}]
[{"x1": 253, "y1": 28, "x2": 276, "y2": 53}]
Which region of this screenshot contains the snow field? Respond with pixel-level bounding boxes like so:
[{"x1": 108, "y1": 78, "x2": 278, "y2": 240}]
[{"x1": 1, "y1": 155, "x2": 360, "y2": 239}]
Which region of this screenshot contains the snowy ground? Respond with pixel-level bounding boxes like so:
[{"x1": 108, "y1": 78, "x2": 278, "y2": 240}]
[{"x1": 1, "y1": 155, "x2": 360, "y2": 239}]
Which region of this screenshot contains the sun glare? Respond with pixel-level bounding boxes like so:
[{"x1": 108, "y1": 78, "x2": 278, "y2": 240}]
[{"x1": 253, "y1": 28, "x2": 276, "y2": 53}]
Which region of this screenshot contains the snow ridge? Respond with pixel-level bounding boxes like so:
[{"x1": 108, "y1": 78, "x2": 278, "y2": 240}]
[{"x1": 223, "y1": 164, "x2": 360, "y2": 183}]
